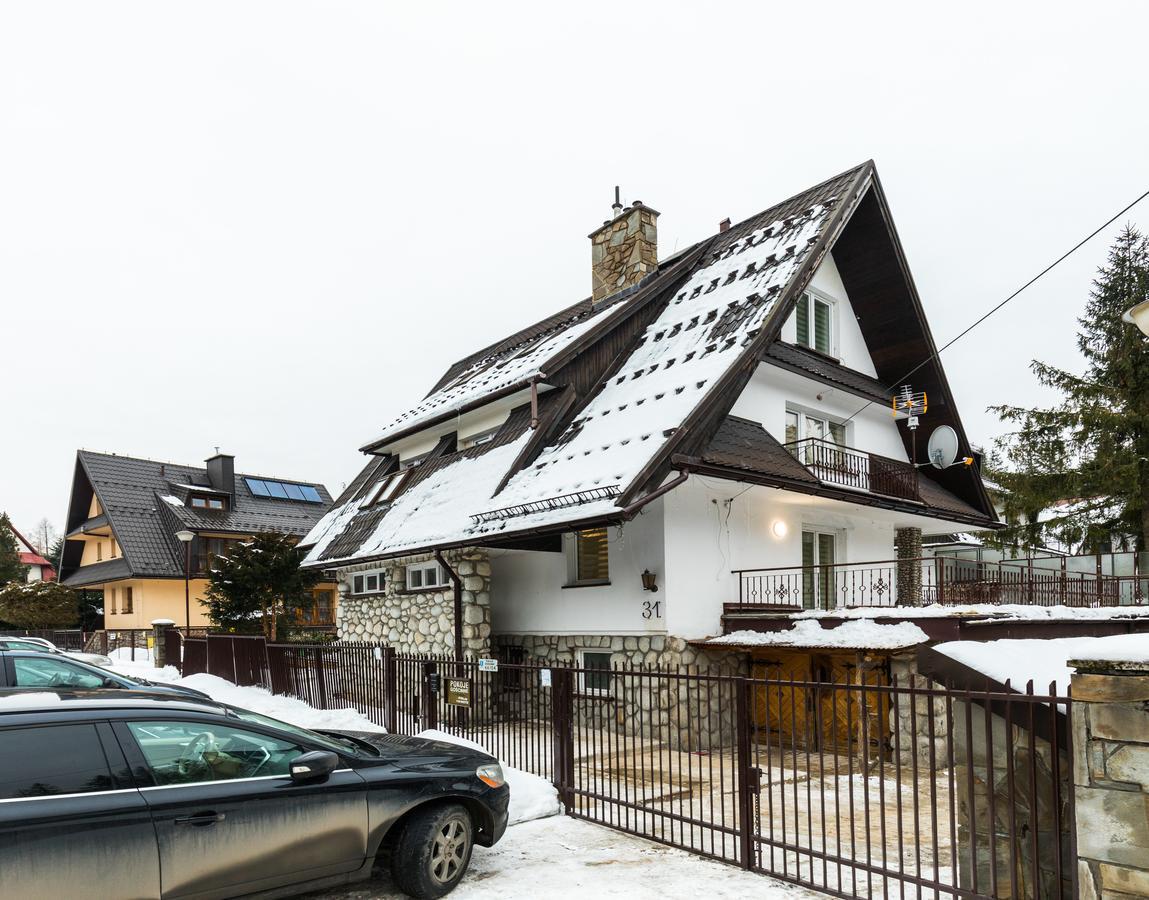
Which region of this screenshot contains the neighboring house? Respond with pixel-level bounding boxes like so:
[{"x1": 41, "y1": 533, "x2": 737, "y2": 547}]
[
  {"x1": 301, "y1": 160, "x2": 1000, "y2": 672},
  {"x1": 10, "y1": 524, "x2": 56, "y2": 583},
  {"x1": 58, "y1": 451, "x2": 336, "y2": 629}
]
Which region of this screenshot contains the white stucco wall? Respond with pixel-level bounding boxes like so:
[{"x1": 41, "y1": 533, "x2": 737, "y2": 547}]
[
  {"x1": 661, "y1": 476, "x2": 899, "y2": 639},
  {"x1": 490, "y1": 499, "x2": 666, "y2": 635},
  {"x1": 779, "y1": 251, "x2": 876, "y2": 376},
  {"x1": 731, "y1": 363, "x2": 909, "y2": 462}
]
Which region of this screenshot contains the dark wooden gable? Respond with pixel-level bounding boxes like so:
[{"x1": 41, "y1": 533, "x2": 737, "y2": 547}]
[{"x1": 829, "y1": 178, "x2": 995, "y2": 518}]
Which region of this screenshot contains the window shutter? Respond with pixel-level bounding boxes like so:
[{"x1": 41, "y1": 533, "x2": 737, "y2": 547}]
[
  {"x1": 814, "y1": 299, "x2": 831, "y2": 354},
  {"x1": 795, "y1": 293, "x2": 809, "y2": 346},
  {"x1": 576, "y1": 529, "x2": 609, "y2": 582}
]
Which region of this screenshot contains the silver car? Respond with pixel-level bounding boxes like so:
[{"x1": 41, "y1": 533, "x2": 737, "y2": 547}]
[{"x1": 0, "y1": 636, "x2": 114, "y2": 667}]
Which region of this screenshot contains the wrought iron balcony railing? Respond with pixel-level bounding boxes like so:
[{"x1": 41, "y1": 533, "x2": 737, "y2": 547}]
[{"x1": 783, "y1": 438, "x2": 920, "y2": 502}]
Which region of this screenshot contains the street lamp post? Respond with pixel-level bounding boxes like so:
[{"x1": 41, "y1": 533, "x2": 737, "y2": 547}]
[
  {"x1": 1124, "y1": 300, "x2": 1149, "y2": 337},
  {"x1": 175, "y1": 530, "x2": 195, "y2": 632}
]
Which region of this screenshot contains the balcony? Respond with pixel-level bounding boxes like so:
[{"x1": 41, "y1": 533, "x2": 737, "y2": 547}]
[
  {"x1": 783, "y1": 438, "x2": 919, "y2": 502},
  {"x1": 732, "y1": 551, "x2": 1149, "y2": 612}
]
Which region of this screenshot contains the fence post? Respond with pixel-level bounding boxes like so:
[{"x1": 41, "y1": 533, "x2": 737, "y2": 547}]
[
  {"x1": 735, "y1": 676, "x2": 756, "y2": 870},
  {"x1": 383, "y1": 647, "x2": 398, "y2": 734},
  {"x1": 422, "y1": 660, "x2": 439, "y2": 731},
  {"x1": 315, "y1": 647, "x2": 328, "y2": 708},
  {"x1": 936, "y1": 556, "x2": 945, "y2": 604},
  {"x1": 551, "y1": 666, "x2": 575, "y2": 813}
]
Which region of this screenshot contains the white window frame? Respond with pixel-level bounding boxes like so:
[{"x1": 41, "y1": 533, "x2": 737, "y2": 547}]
[
  {"x1": 459, "y1": 428, "x2": 498, "y2": 450},
  {"x1": 785, "y1": 406, "x2": 848, "y2": 446},
  {"x1": 351, "y1": 569, "x2": 386, "y2": 596},
  {"x1": 405, "y1": 561, "x2": 448, "y2": 591},
  {"x1": 576, "y1": 649, "x2": 613, "y2": 696},
  {"x1": 563, "y1": 529, "x2": 611, "y2": 587},
  {"x1": 795, "y1": 289, "x2": 837, "y2": 358}
]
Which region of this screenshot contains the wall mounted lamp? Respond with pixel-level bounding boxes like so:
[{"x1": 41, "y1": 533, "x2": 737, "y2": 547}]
[{"x1": 641, "y1": 569, "x2": 659, "y2": 592}]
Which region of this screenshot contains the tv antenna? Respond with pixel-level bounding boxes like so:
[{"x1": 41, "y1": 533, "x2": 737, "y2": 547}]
[{"x1": 891, "y1": 385, "x2": 928, "y2": 462}]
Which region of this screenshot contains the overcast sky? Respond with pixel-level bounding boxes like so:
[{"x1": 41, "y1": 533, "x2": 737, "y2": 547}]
[{"x1": 3, "y1": 1, "x2": 1147, "y2": 539}]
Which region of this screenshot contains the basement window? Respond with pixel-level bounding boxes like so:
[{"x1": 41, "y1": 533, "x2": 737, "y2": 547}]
[
  {"x1": 351, "y1": 570, "x2": 386, "y2": 595},
  {"x1": 795, "y1": 291, "x2": 835, "y2": 356},
  {"x1": 577, "y1": 650, "x2": 613, "y2": 695},
  {"x1": 406, "y1": 562, "x2": 448, "y2": 591}
]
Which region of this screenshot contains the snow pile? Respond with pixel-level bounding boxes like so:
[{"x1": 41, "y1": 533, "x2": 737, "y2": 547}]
[
  {"x1": 0, "y1": 692, "x2": 63, "y2": 708},
  {"x1": 108, "y1": 646, "x2": 155, "y2": 663},
  {"x1": 792, "y1": 603, "x2": 1149, "y2": 621},
  {"x1": 418, "y1": 729, "x2": 561, "y2": 826},
  {"x1": 934, "y1": 633, "x2": 1149, "y2": 695},
  {"x1": 708, "y1": 619, "x2": 928, "y2": 650}
]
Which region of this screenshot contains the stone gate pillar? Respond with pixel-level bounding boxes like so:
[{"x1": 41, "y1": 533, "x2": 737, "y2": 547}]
[
  {"x1": 895, "y1": 527, "x2": 923, "y2": 606},
  {"x1": 1071, "y1": 658, "x2": 1149, "y2": 898}
]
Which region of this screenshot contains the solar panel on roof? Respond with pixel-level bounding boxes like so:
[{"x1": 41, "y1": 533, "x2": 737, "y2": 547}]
[
  {"x1": 264, "y1": 481, "x2": 289, "y2": 499},
  {"x1": 245, "y1": 476, "x2": 322, "y2": 502}
]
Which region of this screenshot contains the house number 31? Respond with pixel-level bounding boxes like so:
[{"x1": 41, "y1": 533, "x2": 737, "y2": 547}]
[{"x1": 642, "y1": 600, "x2": 662, "y2": 619}]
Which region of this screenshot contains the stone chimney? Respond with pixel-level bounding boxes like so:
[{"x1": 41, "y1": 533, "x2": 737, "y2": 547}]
[
  {"x1": 205, "y1": 452, "x2": 235, "y2": 499},
  {"x1": 589, "y1": 189, "x2": 659, "y2": 303}
]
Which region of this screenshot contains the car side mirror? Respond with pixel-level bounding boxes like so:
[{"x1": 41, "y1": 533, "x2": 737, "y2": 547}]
[{"x1": 289, "y1": 750, "x2": 339, "y2": 783}]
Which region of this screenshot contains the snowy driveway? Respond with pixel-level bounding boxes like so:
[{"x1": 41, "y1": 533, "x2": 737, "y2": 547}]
[{"x1": 305, "y1": 815, "x2": 822, "y2": 900}]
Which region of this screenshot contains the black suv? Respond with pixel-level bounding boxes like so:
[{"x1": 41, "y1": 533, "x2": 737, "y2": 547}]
[
  {"x1": 0, "y1": 694, "x2": 509, "y2": 899},
  {"x1": 0, "y1": 647, "x2": 210, "y2": 700}
]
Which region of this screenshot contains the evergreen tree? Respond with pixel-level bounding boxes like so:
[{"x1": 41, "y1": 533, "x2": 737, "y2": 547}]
[
  {"x1": 0, "y1": 514, "x2": 28, "y2": 587},
  {"x1": 201, "y1": 532, "x2": 320, "y2": 638},
  {"x1": 0, "y1": 581, "x2": 79, "y2": 628},
  {"x1": 990, "y1": 225, "x2": 1149, "y2": 551}
]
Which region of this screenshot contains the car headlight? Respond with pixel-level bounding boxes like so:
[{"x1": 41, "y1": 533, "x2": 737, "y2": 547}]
[{"x1": 476, "y1": 763, "x2": 505, "y2": 788}]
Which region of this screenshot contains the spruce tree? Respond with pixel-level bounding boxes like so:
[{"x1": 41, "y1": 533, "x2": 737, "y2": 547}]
[
  {"x1": 0, "y1": 514, "x2": 28, "y2": 586},
  {"x1": 990, "y1": 225, "x2": 1149, "y2": 551}
]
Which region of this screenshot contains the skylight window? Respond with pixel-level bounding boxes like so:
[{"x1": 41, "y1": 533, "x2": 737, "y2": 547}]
[{"x1": 246, "y1": 478, "x2": 322, "y2": 503}]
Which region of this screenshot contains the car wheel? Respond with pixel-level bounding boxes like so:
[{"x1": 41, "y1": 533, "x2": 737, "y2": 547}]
[{"x1": 391, "y1": 803, "x2": 474, "y2": 899}]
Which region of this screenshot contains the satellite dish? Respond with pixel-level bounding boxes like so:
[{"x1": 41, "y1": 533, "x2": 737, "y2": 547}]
[{"x1": 926, "y1": 425, "x2": 960, "y2": 469}]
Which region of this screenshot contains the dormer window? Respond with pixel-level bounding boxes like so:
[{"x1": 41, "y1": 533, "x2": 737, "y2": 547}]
[
  {"x1": 795, "y1": 291, "x2": 834, "y2": 356},
  {"x1": 190, "y1": 495, "x2": 227, "y2": 510}
]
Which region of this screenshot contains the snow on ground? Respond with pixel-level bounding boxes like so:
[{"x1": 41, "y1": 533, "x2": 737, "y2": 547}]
[
  {"x1": 934, "y1": 633, "x2": 1149, "y2": 694},
  {"x1": 708, "y1": 619, "x2": 928, "y2": 650},
  {"x1": 417, "y1": 729, "x2": 560, "y2": 826},
  {"x1": 307, "y1": 816, "x2": 821, "y2": 900},
  {"x1": 792, "y1": 603, "x2": 1149, "y2": 620}
]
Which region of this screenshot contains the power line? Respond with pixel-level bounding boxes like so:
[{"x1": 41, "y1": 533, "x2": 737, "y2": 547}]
[{"x1": 840, "y1": 185, "x2": 1149, "y2": 426}]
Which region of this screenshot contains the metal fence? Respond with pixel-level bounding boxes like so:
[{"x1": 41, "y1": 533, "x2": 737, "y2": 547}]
[
  {"x1": 0, "y1": 628, "x2": 88, "y2": 650},
  {"x1": 735, "y1": 552, "x2": 1149, "y2": 610},
  {"x1": 169, "y1": 634, "x2": 1075, "y2": 899}
]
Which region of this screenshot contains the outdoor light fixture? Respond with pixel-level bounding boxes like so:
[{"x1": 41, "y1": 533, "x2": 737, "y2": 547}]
[
  {"x1": 772, "y1": 520, "x2": 789, "y2": 539},
  {"x1": 175, "y1": 530, "x2": 195, "y2": 631},
  {"x1": 1124, "y1": 300, "x2": 1149, "y2": 338},
  {"x1": 641, "y1": 569, "x2": 658, "y2": 592}
]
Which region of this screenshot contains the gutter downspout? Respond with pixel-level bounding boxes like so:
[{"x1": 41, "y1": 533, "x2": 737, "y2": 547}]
[
  {"x1": 620, "y1": 470, "x2": 689, "y2": 518},
  {"x1": 435, "y1": 549, "x2": 464, "y2": 671},
  {"x1": 529, "y1": 378, "x2": 539, "y2": 429}
]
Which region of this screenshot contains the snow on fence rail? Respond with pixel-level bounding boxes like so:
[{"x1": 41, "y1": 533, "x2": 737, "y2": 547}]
[{"x1": 172, "y1": 633, "x2": 1076, "y2": 899}]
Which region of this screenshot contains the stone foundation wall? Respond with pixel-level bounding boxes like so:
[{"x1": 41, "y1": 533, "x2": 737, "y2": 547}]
[
  {"x1": 338, "y1": 549, "x2": 491, "y2": 656},
  {"x1": 895, "y1": 527, "x2": 923, "y2": 605},
  {"x1": 495, "y1": 633, "x2": 746, "y2": 750},
  {"x1": 889, "y1": 654, "x2": 951, "y2": 767},
  {"x1": 1071, "y1": 660, "x2": 1149, "y2": 899}
]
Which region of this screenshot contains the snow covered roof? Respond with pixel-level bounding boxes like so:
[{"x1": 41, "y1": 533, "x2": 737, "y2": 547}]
[
  {"x1": 705, "y1": 620, "x2": 929, "y2": 651},
  {"x1": 303, "y1": 161, "x2": 997, "y2": 568},
  {"x1": 361, "y1": 299, "x2": 626, "y2": 451},
  {"x1": 933, "y1": 634, "x2": 1149, "y2": 695}
]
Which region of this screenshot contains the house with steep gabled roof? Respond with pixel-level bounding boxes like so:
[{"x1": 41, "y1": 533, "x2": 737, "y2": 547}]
[
  {"x1": 8, "y1": 523, "x2": 56, "y2": 582},
  {"x1": 302, "y1": 161, "x2": 999, "y2": 671},
  {"x1": 59, "y1": 450, "x2": 336, "y2": 629}
]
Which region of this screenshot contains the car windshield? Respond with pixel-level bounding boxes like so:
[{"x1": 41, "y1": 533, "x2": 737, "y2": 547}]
[{"x1": 224, "y1": 706, "x2": 375, "y2": 756}]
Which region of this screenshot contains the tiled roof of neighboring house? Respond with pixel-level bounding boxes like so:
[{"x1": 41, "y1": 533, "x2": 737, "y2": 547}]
[
  {"x1": 304, "y1": 161, "x2": 999, "y2": 567},
  {"x1": 59, "y1": 451, "x2": 333, "y2": 585},
  {"x1": 63, "y1": 556, "x2": 131, "y2": 588},
  {"x1": 762, "y1": 341, "x2": 888, "y2": 402}
]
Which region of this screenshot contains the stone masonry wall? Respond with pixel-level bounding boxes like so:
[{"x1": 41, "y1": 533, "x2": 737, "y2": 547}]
[
  {"x1": 496, "y1": 633, "x2": 747, "y2": 751},
  {"x1": 1072, "y1": 659, "x2": 1149, "y2": 899},
  {"x1": 338, "y1": 549, "x2": 491, "y2": 657},
  {"x1": 895, "y1": 526, "x2": 923, "y2": 605}
]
